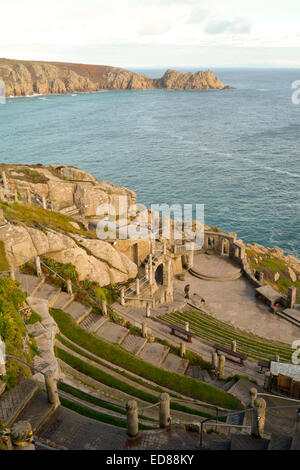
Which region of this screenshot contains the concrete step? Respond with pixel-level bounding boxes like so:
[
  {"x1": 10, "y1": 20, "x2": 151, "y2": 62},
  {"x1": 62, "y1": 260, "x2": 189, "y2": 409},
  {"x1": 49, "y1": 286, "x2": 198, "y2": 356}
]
[
  {"x1": 80, "y1": 313, "x2": 109, "y2": 333},
  {"x1": 64, "y1": 301, "x2": 92, "y2": 324},
  {"x1": 189, "y1": 267, "x2": 241, "y2": 282},
  {"x1": 267, "y1": 433, "x2": 292, "y2": 450},
  {"x1": 34, "y1": 283, "x2": 61, "y2": 307},
  {"x1": 230, "y1": 434, "x2": 269, "y2": 450},
  {"x1": 138, "y1": 342, "x2": 170, "y2": 367},
  {"x1": 52, "y1": 292, "x2": 73, "y2": 310},
  {"x1": 226, "y1": 378, "x2": 256, "y2": 407},
  {"x1": 161, "y1": 352, "x2": 189, "y2": 375},
  {"x1": 120, "y1": 334, "x2": 148, "y2": 356},
  {"x1": 16, "y1": 389, "x2": 56, "y2": 433},
  {"x1": 96, "y1": 321, "x2": 129, "y2": 344},
  {"x1": 15, "y1": 272, "x2": 44, "y2": 296},
  {"x1": 0, "y1": 378, "x2": 39, "y2": 426}
]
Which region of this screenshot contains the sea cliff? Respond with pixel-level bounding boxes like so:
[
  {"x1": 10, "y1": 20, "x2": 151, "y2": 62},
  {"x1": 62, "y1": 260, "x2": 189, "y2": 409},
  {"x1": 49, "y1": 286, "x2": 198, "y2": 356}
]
[{"x1": 0, "y1": 58, "x2": 231, "y2": 97}]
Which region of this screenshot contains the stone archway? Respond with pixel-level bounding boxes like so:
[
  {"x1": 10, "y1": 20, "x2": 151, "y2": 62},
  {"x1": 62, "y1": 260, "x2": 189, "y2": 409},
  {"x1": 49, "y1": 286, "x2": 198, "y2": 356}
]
[{"x1": 155, "y1": 263, "x2": 164, "y2": 285}]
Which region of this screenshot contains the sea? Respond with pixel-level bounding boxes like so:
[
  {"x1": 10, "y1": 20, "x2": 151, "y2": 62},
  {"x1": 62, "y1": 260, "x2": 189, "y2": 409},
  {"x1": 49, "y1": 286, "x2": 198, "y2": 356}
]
[{"x1": 0, "y1": 68, "x2": 299, "y2": 257}]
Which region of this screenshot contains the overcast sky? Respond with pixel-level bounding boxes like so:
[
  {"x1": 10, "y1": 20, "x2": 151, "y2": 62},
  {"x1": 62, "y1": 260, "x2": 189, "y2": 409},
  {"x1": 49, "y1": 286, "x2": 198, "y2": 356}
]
[{"x1": 1, "y1": 0, "x2": 300, "y2": 68}]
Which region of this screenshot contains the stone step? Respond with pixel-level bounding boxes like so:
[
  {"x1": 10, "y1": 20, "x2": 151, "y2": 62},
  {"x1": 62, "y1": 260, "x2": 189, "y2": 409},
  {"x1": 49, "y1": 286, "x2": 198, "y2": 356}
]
[
  {"x1": 222, "y1": 378, "x2": 237, "y2": 392},
  {"x1": 80, "y1": 313, "x2": 109, "y2": 333},
  {"x1": 16, "y1": 389, "x2": 56, "y2": 433},
  {"x1": 0, "y1": 378, "x2": 39, "y2": 426},
  {"x1": 226, "y1": 378, "x2": 256, "y2": 407},
  {"x1": 267, "y1": 433, "x2": 292, "y2": 450},
  {"x1": 15, "y1": 272, "x2": 44, "y2": 296},
  {"x1": 96, "y1": 321, "x2": 129, "y2": 344},
  {"x1": 34, "y1": 283, "x2": 61, "y2": 307},
  {"x1": 120, "y1": 334, "x2": 148, "y2": 356},
  {"x1": 64, "y1": 301, "x2": 92, "y2": 324},
  {"x1": 138, "y1": 342, "x2": 170, "y2": 367},
  {"x1": 189, "y1": 267, "x2": 241, "y2": 282},
  {"x1": 230, "y1": 434, "x2": 269, "y2": 450},
  {"x1": 52, "y1": 292, "x2": 73, "y2": 310},
  {"x1": 161, "y1": 352, "x2": 189, "y2": 375}
]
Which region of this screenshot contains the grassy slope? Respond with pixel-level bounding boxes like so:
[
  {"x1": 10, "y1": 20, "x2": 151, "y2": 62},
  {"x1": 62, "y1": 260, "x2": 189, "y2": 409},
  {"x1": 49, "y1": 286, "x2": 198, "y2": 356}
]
[{"x1": 51, "y1": 308, "x2": 243, "y2": 410}]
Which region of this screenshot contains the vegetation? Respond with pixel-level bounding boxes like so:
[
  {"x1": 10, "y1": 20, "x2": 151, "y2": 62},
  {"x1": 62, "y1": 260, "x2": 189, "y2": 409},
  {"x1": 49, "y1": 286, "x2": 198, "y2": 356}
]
[
  {"x1": 25, "y1": 310, "x2": 42, "y2": 325},
  {"x1": 0, "y1": 278, "x2": 33, "y2": 388},
  {"x1": 159, "y1": 309, "x2": 293, "y2": 362},
  {"x1": 0, "y1": 241, "x2": 9, "y2": 272},
  {"x1": 51, "y1": 308, "x2": 243, "y2": 410}
]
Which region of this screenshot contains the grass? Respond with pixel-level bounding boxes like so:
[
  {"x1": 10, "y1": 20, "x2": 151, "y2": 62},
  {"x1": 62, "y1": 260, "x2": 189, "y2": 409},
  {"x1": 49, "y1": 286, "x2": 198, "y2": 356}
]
[
  {"x1": 59, "y1": 396, "x2": 154, "y2": 430},
  {"x1": 25, "y1": 309, "x2": 42, "y2": 325},
  {"x1": 0, "y1": 241, "x2": 9, "y2": 272},
  {"x1": 0, "y1": 202, "x2": 95, "y2": 238},
  {"x1": 158, "y1": 309, "x2": 293, "y2": 363},
  {"x1": 51, "y1": 308, "x2": 243, "y2": 410}
]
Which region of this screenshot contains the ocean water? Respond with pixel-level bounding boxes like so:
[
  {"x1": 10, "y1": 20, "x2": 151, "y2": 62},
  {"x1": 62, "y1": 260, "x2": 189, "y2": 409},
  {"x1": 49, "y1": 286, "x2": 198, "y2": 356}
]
[{"x1": 0, "y1": 68, "x2": 299, "y2": 256}]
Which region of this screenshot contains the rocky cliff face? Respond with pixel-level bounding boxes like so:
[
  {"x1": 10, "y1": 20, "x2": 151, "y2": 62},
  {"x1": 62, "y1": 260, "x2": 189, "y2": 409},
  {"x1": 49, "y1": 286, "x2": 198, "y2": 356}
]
[{"x1": 0, "y1": 58, "x2": 230, "y2": 96}]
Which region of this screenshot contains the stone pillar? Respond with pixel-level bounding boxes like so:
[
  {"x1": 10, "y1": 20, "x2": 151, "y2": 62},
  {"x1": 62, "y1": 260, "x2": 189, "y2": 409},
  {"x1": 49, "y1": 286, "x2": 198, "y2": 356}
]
[
  {"x1": 212, "y1": 352, "x2": 219, "y2": 371},
  {"x1": 288, "y1": 287, "x2": 297, "y2": 309},
  {"x1": 249, "y1": 387, "x2": 258, "y2": 408},
  {"x1": 251, "y1": 398, "x2": 266, "y2": 438},
  {"x1": 45, "y1": 370, "x2": 60, "y2": 408},
  {"x1": 218, "y1": 238, "x2": 225, "y2": 256},
  {"x1": 11, "y1": 421, "x2": 35, "y2": 450},
  {"x1": 231, "y1": 340, "x2": 237, "y2": 353},
  {"x1": 264, "y1": 371, "x2": 272, "y2": 392},
  {"x1": 9, "y1": 266, "x2": 15, "y2": 281},
  {"x1": 42, "y1": 196, "x2": 47, "y2": 210},
  {"x1": 159, "y1": 393, "x2": 170, "y2": 428},
  {"x1": 142, "y1": 322, "x2": 148, "y2": 338},
  {"x1": 102, "y1": 300, "x2": 108, "y2": 316},
  {"x1": 218, "y1": 355, "x2": 226, "y2": 380},
  {"x1": 146, "y1": 303, "x2": 151, "y2": 318},
  {"x1": 275, "y1": 354, "x2": 280, "y2": 362},
  {"x1": 239, "y1": 246, "x2": 246, "y2": 260},
  {"x1": 126, "y1": 400, "x2": 138, "y2": 437},
  {"x1": 35, "y1": 256, "x2": 42, "y2": 277},
  {"x1": 136, "y1": 278, "x2": 140, "y2": 296},
  {"x1": 145, "y1": 264, "x2": 149, "y2": 281},
  {"x1": 163, "y1": 241, "x2": 167, "y2": 255},
  {"x1": 26, "y1": 189, "x2": 31, "y2": 204},
  {"x1": 180, "y1": 342, "x2": 186, "y2": 358},
  {"x1": 184, "y1": 321, "x2": 189, "y2": 332},
  {"x1": 14, "y1": 190, "x2": 18, "y2": 202},
  {"x1": 258, "y1": 272, "x2": 264, "y2": 283},
  {"x1": 2, "y1": 171, "x2": 8, "y2": 190},
  {"x1": 66, "y1": 279, "x2": 72, "y2": 295},
  {"x1": 148, "y1": 255, "x2": 153, "y2": 286},
  {"x1": 120, "y1": 287, "x2": 125, "y2": 306}
]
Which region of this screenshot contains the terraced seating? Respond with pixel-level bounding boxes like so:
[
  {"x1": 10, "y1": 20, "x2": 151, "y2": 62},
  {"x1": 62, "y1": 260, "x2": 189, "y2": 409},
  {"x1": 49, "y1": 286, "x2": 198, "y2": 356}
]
[
  {"x1": 34, "y1": 283, "x2": 61, "y2": 306},
  {"x1": 138, "y1": 342, "x2": 169, "y2": 367},
  {"x1": 96, "y1": 321, "x2": 129, "y2": 344},
  {"x1": 80, "y1": 312, "x2": 109, "y2": 333},
  {"x1": 64, "y1": 301, "x2": 91, "y2": 324},
  {"x1": 52, "y1": 292, "x2": 73, "y2": 310}
]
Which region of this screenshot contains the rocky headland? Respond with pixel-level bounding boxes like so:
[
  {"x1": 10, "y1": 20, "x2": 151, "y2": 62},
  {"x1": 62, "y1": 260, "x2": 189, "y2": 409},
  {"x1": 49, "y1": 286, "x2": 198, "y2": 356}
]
[{"x1": 0, "y1": 58, "x2": 232, "y2": 96}]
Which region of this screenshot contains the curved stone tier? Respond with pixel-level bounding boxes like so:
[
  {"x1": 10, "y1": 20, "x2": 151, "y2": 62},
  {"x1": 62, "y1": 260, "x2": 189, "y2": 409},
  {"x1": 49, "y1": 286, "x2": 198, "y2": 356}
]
[{"x1": 189, "y1": 253, "x2": 242, "y2": 282}]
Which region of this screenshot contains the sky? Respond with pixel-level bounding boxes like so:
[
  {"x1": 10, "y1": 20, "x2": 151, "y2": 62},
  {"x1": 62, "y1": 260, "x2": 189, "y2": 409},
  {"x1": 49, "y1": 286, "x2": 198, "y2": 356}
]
[{"x1": 0, "y1": 0, "x2": 300, "y2": 68}]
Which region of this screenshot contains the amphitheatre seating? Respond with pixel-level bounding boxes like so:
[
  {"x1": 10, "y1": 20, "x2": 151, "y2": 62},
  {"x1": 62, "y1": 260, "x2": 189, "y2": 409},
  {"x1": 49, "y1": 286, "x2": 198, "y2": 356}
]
[
  {"x1": 258, "y1": 361, "x2": 270, "y2": 373},
  {"x1": 213, "y1": 344, "x2": 248, "y2": 366},
  {"x1": 168, "y1": 324, "x2": 194, "y2": 343}
]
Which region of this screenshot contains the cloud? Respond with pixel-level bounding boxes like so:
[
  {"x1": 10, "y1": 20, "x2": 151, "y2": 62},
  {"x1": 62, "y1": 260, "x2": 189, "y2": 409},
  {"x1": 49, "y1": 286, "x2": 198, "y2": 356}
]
[
  {"x1": 185, "y1": 8, "x2": 209, "y2": 24},
  {"x1": 137, "y1": 18, "x2": 172, "y2": 36},
  {"x1": 205, "y1": 18, "x2": 251, "y2": 35}
]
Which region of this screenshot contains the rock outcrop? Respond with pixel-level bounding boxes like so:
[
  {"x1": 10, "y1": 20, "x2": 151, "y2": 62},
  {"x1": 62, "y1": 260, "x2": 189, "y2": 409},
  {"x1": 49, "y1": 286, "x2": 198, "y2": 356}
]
[{"x1": 0, "y1": 58, "x2": 231, "y2": 96}]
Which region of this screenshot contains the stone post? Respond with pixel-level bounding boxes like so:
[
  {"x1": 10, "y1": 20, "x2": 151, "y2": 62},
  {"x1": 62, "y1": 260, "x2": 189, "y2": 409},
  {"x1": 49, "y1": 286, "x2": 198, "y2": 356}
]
[
  {"x1": 66, "y1": 279, "x2": 72, "y2": 295},
  {"x1": 251, "y1": 398, "x2": 267, "y2": 438},
  {"x1": 264, "y1": 371, "x2": 272, "y2": 392},
  {"x1": 142, "y1": 322, "x2": 148, "y2": 338},
  {"x1": 180, "y1": 342, "x2": 186, "y2": 358},
  {"x1": 212, "y1": 352, "x2": 219, "y2": 371},
  {"x1": 9, "y1": 266, "x2": 15, "y2": 281},
  {"x1": 45, "y1": 370, "x2": 60, "y2": 408},
  {"x1": 126, "y1": 400, "x2": 138, "y2": 437},
  {"x1": 288, "y1": 286, "x2": 297, "y2": 309},
  {"x1": 11, "y1": 421, "x2": 35, "y2": 450},
  {"x1": 184, "y1": 321, "x2": 189, "y2": 332},
  {"x1": 26, "y1": 189, "x2": 31, "y2": 204},
  {"x1": 163, "y1": 241, "x2": 167, "y2": 255},
  {"x1": 159, "y1": 393, "x2": 170, "y2": 428},
  {"x1": 14, "y1": 190, "x2": 18, "y2": 202},
  {"x1": 258, "y1": 272, "x2": 264, "y2": 283},
  {"x1": 148, "y1": 255, "x2": 153, "y2": 285},
  {"x1": 146, "y1": 303, "x2": 151, "y2": 318},
  {"x1": 136, "y1": 278, "x2": 140, "y2": 296},
  {"x1": 275, "y1": 354, "x2": 280, "y2": 362},
  {"x1": 2, "y1": 171, "x2": 8, "y2": 190},
  {"x1": 249, "y1": 387, "x2": 258, "y2": 408},
  {"x1": 120, "y1": 287, "x2": 125, "y2": 306},
  {"x1": 218, "y1": 238, "x2": 225, "y2": 256},
  {"x1": 101, "y1": 300, "x2": 108, "y2": 316},
  {"x1": 35, "y1": 256, "x2": 42, "y2": 277},
  {"x1": 218, "y1": 355, "x2": 226, "y2": 380},
  {"x1": 231, "y1": 340, "x2": 237, "y2": 353},
  {"x1": 42, "y1": 196, "x2": 47, "y2": 210}
]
